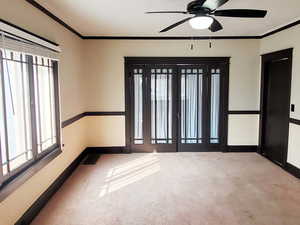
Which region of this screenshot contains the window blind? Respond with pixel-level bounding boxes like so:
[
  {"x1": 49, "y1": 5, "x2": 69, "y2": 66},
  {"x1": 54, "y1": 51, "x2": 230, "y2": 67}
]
[{"x1": 0, "y1": 32, "x2": 59, "y2": 60}]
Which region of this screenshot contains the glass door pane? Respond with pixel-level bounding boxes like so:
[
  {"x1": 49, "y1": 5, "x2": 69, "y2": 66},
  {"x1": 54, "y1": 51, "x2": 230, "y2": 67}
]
[
  {"x1": 179, "y1": 66, "x2": 207, "y2": 152},
  {"x1": 130, "y1": 65, "x2": 177, "y2": 152},
  {"x1": 180, "y1": 68, "x2": 203, "y2": 144},
  {"x1": 131, "y1": 67, "x2": 145, "y2": 148},
  {"x1": 210, "y1": 68, "x2": 221, "y2": 144},
  {"x1": 150, "y1": 68, "x2": 173, "y2": 144}
]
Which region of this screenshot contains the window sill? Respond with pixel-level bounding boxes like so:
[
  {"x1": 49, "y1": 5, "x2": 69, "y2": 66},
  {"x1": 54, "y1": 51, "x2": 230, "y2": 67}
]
[{"x1": 0, "y1": 148, "x2": 62, "y2": 202}]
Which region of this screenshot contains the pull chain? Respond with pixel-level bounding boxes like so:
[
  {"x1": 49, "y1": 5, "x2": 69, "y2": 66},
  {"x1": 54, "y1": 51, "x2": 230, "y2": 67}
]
[{"x1": 190, "y1": 36, "x2": 194, "y2": 50}]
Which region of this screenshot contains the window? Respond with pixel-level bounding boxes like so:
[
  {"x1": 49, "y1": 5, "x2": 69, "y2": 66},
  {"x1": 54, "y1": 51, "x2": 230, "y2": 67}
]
[
  {"x1": 33, "y1": 56, "x2": 58, "y2": 153},
  {"x1": 0, "y1": 49, "x2": 60, "y2": 186}
]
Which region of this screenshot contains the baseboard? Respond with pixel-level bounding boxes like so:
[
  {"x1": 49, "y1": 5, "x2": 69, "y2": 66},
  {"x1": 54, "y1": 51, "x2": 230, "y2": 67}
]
[
  {"x1": 86, "y1": 146, "x2": 259, "y2": 154},
  {"x1": 15, "y1": 150, "x2": 87, "y2": 225},
  {"x1": 258, "y1": 153, "x2": 300, "y2": 180},
  {"x1": 285, "y1": 163, "x2": 300, "y2": 179},
  {"x1": 226, "y1": 145, "x2": 258, "y2": 152},
  {"x1": 85, "y1": 147, "x2": 128, "y2": 154}
]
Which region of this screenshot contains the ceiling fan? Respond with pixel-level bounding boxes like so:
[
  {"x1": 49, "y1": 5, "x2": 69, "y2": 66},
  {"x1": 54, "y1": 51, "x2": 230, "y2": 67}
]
[{"x1": 146, "y1": 0, "x2": 267, "y2": 32}]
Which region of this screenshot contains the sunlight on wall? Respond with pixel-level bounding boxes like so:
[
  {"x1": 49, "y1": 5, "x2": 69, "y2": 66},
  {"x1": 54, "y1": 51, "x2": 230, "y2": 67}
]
[{"x1": 98, "y1": 154, "x2": 160, "y2": 198}]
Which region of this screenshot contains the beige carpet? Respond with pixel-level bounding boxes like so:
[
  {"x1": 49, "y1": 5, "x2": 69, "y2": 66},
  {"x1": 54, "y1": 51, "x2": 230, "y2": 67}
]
[{"x1": 31, "y1": 153, "x2": 300, "y2": 225}]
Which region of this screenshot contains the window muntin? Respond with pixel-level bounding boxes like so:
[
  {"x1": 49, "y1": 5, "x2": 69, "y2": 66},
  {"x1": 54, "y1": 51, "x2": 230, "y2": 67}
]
[{"x1": 0, "y1": 49, "x2": 60, "y2": 185}]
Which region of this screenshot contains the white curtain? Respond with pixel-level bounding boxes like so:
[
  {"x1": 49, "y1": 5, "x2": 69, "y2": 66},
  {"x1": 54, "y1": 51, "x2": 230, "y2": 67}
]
[
  {"x1": 151, "y1": 71, "x2": 172, "y2": 144},
  {"x1": 181, "y1": 71, "x2": 203, "y2": 144},
  {"x1": 211, "y1": 72, "x2": 220, "y2": 141},
  {"x1": 134, "y1": 72, "x2": 143, "y2": 144}
]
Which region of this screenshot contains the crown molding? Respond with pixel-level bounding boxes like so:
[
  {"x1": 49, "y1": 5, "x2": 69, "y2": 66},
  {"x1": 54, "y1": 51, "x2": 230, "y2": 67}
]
[
  {"x1": 82, "y1": 36, "x2": 260, "y2": 40},
  {"x1": 25, "y1": 0, "x2": 83, "y2": 38},
  {"x1": 261, "y1": 19, "x2": 300, "y2": 38},
  {"x1": 0, "y1": 19, "x2": 60, "y2": 52},
  {"x1": 25, "y1": 0, "x2": 300, "y2": 41}
]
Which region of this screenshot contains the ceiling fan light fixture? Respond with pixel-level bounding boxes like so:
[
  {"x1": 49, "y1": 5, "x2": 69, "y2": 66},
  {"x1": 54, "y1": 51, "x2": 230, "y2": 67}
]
[{"x1": 189, "y1": 16, "x2": 214, "y2": 30}]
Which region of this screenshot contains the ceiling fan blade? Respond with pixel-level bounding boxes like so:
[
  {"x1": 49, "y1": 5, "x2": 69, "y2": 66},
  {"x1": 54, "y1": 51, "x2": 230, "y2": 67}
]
[
  {"x1": 160, "y1": 17, "x2": 192, "y2": 33},
  {"x1": 209, "y1": 18, "x2": 223, "y2": 32},
  {"x1": 214, "y1": 9, "x2": 267, "y2": 18},
  {"x1": 146, "y1": 11, "x2": 188, "y2": 14},
  {"x1": 202, "y1": 0, "x2": 229, "y2": 10}
]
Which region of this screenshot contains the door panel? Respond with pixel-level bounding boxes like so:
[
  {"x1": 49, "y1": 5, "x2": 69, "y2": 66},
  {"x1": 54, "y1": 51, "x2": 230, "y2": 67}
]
[
  {"x1": 130, "y1": 65, "x2": 177, "y2": 152},
  {"x1": 178, "y1": 65, "x2": 223, "y2": 151},
  {"x1": 148, "y1": 66, "x2": 177, "y2": 152},
  {"x1": 133, "y1": 68, "x2": 144, "y2": 145},
  {"x1": 179, "y1": 66, "x2": 206, "y2": 151},
  {"x1": 150, "y1": 68, "x2": 173, "y2": 144},
  {"x1": 131, "y1": 66, "x2": 145, "y2": 151},
  {"x1": 263, "y1": 59, "x2": 291, "y2": 165}
]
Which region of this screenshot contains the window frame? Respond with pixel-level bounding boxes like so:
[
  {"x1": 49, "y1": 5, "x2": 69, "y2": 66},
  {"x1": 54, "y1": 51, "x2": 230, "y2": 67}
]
[{"x1": 0, "y1": 50, "x2": 61, "y2": 199}]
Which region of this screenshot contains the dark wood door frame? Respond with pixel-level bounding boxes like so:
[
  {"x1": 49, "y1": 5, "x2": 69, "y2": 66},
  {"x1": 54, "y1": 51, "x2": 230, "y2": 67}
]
[
  {"x1": 124, "y1": 57, "x2": 230, "y2": 153},
  {"x1": 258, "y1": 48, "x2": 293, "y2": 167}
]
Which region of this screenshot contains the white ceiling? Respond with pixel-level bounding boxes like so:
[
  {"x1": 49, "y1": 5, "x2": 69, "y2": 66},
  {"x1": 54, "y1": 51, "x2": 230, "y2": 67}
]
[{"x1": 35, "y1": 0, "x2": 300, "y2": 36}]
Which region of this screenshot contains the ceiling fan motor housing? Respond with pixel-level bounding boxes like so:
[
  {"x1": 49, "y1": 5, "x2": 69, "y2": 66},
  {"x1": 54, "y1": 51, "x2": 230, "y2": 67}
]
[
  {"x1": 147, "y1": 0, "x2": 267, "y2": 33},
  {"x1": 187, "y1": 0, "x2": 211, "y2": 15}
]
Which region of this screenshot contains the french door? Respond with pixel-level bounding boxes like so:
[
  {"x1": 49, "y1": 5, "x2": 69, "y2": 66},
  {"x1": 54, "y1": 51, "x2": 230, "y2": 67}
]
[{"x1": 125, "y1": 58, "x2": 229, "y2": 152}]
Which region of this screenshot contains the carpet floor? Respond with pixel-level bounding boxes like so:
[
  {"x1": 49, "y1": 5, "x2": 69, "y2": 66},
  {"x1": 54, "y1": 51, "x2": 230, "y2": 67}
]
[{"x1": 31, "y1": 153, "x2": 300, "y2": 225}]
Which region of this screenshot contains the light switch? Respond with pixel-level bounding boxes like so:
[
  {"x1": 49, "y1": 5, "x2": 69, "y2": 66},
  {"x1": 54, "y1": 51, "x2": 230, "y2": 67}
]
[{"x1": 291, "y1": 104, "x2": 295, "y2": 112}]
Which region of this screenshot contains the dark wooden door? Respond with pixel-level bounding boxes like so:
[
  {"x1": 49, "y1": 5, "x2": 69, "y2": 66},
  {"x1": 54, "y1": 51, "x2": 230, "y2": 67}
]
[
  {"x1": 261, "y1": 49, "x2": 292, "y2": 165},
  {"x1": 125, "y1": 57, "x2": 229, "y2": 153},
  {"x1": 178, "y1": 63, "x2": 227, "y2": 152},
  {"x1": 145, "y1": 65, "x2": 178, "y2": 152},
  {"x1": 128, "y1": 64, "x2": 178, "y2": 152}
]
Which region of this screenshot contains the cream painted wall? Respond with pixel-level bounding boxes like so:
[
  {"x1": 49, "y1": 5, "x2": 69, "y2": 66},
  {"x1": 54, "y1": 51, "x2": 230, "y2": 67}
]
[
  {"x1": 86, "y1": 116, "x2": 125, "y2": 147},
  {"x1": 0, "y1": 1, "x2": 88, "y2": 225},
  {"x1": 1, "y1": 1, "x2": 299, "y2": 224},
  {"x1": 0, "y1": 118, "x2": 88, "y2": 225},
  {"x1": 228, "y1": 115, "x2": 260, "y2": 146},
  {"x1": 2, "y1": 0, "x2": 86, "y2": 120},
  {"x1": 82, "y1": 39, "x2": 261, "y2": 146},
  {"x1": 83, "y1": 39, "x2": 261, "y2": 111},
  {"x1": 288, "y1": 124, "x2": 300, "y2": 168},
  {"x1": 260, "y1": 24, "x2": 300, "y2": 120},
  {"x1": 260, "y1": 24, "x2": 300, "y2": 169}
]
